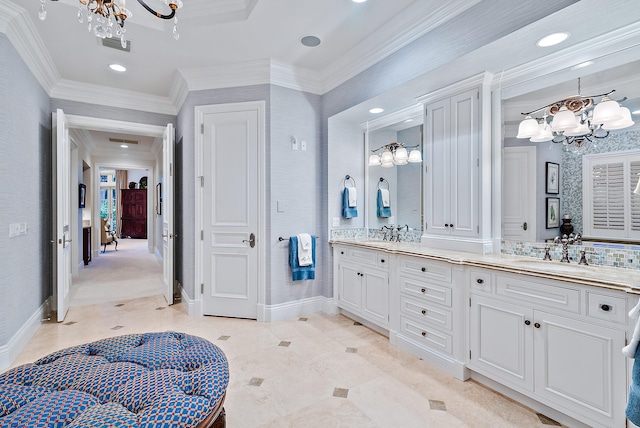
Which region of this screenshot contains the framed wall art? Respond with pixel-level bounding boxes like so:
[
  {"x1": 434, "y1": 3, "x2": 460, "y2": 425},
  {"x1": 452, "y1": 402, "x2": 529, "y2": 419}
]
[
  {"x1": 546, "y1": 197, "x2": 560, "y2": 229},
  {"x1": 546, "y1": 162, "x2": 559, "y2": 194}
]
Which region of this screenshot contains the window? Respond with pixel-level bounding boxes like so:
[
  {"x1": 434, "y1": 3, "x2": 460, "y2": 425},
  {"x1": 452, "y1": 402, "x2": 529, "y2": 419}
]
[
  {"x1": 583, "y1": 151, "x2": 640, "y2": 240},
  {"x1": 100, "y1": 172, "x2": 117, "y2": 230}
]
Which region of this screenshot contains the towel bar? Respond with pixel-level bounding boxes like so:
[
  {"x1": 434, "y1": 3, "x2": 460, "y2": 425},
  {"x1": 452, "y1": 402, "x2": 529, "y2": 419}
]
[
  {"x1": 377, "y1": 177, "x2": 390, "y2": 190},
  {"x1": 279, "y1": 236, "x2": 317, "y2": 242},
  {"x1": 343, "y1": 175, "x2": 356, "y2": 188}
]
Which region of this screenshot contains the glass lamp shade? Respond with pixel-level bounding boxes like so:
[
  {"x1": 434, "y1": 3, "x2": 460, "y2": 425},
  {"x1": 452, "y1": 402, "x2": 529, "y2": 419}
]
[
  {"x1": 393, "y1": 158, "x2": 408, "y2": 166},
  {"x1": 564, "y1": 121, "x2": 590, "y2": 137},
  {"x1": 394, "y1": 147, "x2": 408, "y2": 162},
  {"x1": 381, "y1": 160, "x2": 395, "y2": 168},
  {"x1": 603, "y1": 107, "x2": 635, "y2": 130},
  {"x1": 516, "y1": 116, "x2": 539, "y2": 138},
  {"x1": 408, "y1": 149, "x2": 422, "y2": 163},
  {"x1": 368, "y1": 153, "x2": 381, "y2": 166},
  {"x1": 551, "y1": 107, "x2": 579, "y2": 131},
  {"x1": 592, "y1": 96, "x2": 622, "y2": 125},
  {"x1": 380, "y1": 150, "x2": 393, "y2": 164},
  {"x1": 529, "y1": 122, "x2": 553, "y2": 142}
]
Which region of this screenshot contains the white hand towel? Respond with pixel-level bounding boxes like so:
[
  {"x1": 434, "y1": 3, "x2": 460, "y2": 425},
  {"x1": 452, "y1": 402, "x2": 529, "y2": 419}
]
[
  {"x1": 297, "y1": 233, "x2": 313, "y2": 267},
  {"x1": 380, "y1": 188, "x2": 390, "y2": 207},
  {"x1": 347, "y1": 187, "x2": 357, "y2": 208}
]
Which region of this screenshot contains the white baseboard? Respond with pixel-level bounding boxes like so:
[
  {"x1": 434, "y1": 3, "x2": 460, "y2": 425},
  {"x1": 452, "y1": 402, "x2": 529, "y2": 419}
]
[
  {"x1": 262, "y1": 296, "x2": 334, "y2": 322},
  {"x1": 0, "y1": 298, "x2": 51, "y2": 371},
  {"x1": 179, "y1": 285, "x2": 201, "y2": 317}
]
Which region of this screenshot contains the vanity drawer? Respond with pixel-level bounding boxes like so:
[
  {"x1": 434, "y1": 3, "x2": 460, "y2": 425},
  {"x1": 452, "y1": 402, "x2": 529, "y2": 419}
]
[
  {"x1": 399, "y1": 316, "x2": 453, "y2": 356},
  {"x1": 377, "y1": 254, "x2": 389, "y2": 269},
  {"x1": 586, "y1": 292, "x2": 627, "y2": 325},
  {"x1": 400, "y1": 295, "x2": 453, "y2": 331},
  {"x1": 347, "y1": 247, "x2": 379, "y2": 267},
  {"x1": 400, "y1": 275, "x2": 451, "y2": 307},
  {"x1": 399, "y1": 257, "x2": 452, "y2": 283},
  {"x1": 469, "y1": 269, "x2": 493, "y2": 294},
  {"x1": 496, "y1": 274, "x2": 580, "y2": 314}
]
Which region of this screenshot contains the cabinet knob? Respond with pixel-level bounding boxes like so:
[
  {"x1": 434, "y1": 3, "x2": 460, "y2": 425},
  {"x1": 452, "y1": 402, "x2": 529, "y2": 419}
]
[
  {"x1": 421, "y1": 288, "x2": 426, "y2": 294},
  {"x1": 445, "y1": 224, "x2": 449, "y2": 227},
  {"x1": 421, "y1": 309, "x2": 426, "y2": 315},
  {"x1": 534, "y1": 323, "x2": 541, "y2": 329},
  {"x1": 450, "y1": 224, "x2": 454, "y2": 228},
  {"x1": 524, "y1": 320, "x2": 531, "y2": 326},
  {"x1": 421, "y1": 331, "x2": 426, "y2": 337},
  {"x1": 380, "y1": 259, "x2": 385, "y2": 263},
  {"x1": 600, "y1": 304, "x2": 611, "y2": 312},
  {"x1": 340, "y1": 251, "x2": 344, "y2": 255},
  {"x1": 421, "y1": 267, "x2": 426, "y2": 272},
  {"x1": 476, "y1": 279, "x2": 484, "y2": 284}
]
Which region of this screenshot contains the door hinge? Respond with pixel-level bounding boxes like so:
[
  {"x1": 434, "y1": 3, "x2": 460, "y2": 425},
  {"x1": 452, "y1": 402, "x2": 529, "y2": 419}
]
[
  {"x1": 477, "y1": 158, "x2": 479, "y2": 167},
  {"x1": 201, "y1": 283, "x2": 204, "y2": 294},
  {"x1": 477, "y1": 225, "x2": 479, "y2": 233},
  {"x1": 201, "y1": 230, "x2": 204, "y2": 240},
  {"x1": 469, "y1": 297, "x2": 471, "y2": 307},
  {"x1": 170, "y1": 163, "x2": 173, "y2": 177},
  {"x1": 469, "y1": 350, "x2": 472, "y2": 359},
  {"x1": 201, "y1": 123, "x2": 204, "y2": 134},
  {"x1": 425, "y1": 222, "x2": 428, "y2": 230},
  {"x1": 200, "y1": 176, "x2": 204, "y2": 187}
]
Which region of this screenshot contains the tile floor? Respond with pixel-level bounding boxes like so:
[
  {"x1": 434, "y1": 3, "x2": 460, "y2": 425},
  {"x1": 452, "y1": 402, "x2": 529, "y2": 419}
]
[{"x1": 7, "y1": 239, "x2": 566, "y2": 427}]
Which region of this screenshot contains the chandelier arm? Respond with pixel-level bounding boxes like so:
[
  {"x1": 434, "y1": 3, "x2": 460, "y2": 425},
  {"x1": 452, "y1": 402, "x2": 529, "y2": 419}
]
[
  {"x1": 136, "y1": 0, "x2": 176, "y2": 19},
  {"x1": 520, "y1": 90, "x2": 617, "y2": 117}
]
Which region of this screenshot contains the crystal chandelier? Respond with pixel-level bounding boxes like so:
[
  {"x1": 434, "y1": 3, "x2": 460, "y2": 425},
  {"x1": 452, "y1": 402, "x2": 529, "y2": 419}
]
[
  {"x1": 516, "y1": 78, "x2": 634, "y2": 152},
  {"x1": 368, "y1": 142, "x2": 422, "y2": 168},
  {"x1": 38, "y1": 0, "x2": 184, "y2": 48}
]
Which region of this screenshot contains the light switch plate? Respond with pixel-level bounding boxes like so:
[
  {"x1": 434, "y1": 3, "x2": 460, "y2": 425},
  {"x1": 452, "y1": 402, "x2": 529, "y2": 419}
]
[
  {"x1": 291, "y1": 137, "x2": 299, "y2": 151},
  {"x1": 300, "y1": 140, "x2": 307, "y2": 151},
  {"x1": 332, "y1": 217, "x2": 340, "y2": 227},
  {"x1": 277, "y1": 200, "x2": 285, "y2": 212}
]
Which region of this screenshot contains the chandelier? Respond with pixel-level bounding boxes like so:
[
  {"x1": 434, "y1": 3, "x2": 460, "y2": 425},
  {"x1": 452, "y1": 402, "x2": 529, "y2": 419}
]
[
  {"x1": 368, "y1": 142, "x2": 422, "y2": 167},
  {"x1": 516, "y1": 79, "x2": 634, "y2": 152},
  {"x1": 38, "y1": 0, "x2": 184, "y2": 48}
]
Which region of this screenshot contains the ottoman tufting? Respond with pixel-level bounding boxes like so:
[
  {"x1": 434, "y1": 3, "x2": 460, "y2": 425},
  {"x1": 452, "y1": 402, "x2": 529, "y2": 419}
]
[{"x1": 0, "y1": 331, "x2": 228, "y2": 427}]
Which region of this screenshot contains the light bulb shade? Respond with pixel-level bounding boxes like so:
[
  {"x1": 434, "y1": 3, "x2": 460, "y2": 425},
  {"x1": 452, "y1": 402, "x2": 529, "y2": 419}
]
[
  {"x1": 408, "y1": 149, "x2": 422, "y2": 163},
  {"x1": 394, "y1": 147, "x2": 408, "y2": 161},
  {"x1": 368, "y1": 154, "x2": 381, "y2": 166},
  {"x1": 529, "y1": 122, "x2": 553, "y2": 142},
  {"x1": 551, "y1": 106, "x2": 579, "y2": 131},
  {"x1": 516, "y1": 116, "x2": 539, "y2": 138},
  {"x1": 591, "y1": 96, "x2": 622, "y2": 125},
  {"x1": 603, "y1": 107, "x2": 635, "y2": 130},
  {"x1": 635, "y1": 175, "x2": 640, "y2": 195},
  {"x1": 381, "y1": 160, "x2": 394, "y2": 168},
  {"x1": 380, "y1": 150, "x2": 393, "y2": 164},
  {"x1": 393, "y1": 158, "x2": 408, "y2": 166},
  {"x1": 564, "y1": 121, "x2": 590, "y2": 137}
]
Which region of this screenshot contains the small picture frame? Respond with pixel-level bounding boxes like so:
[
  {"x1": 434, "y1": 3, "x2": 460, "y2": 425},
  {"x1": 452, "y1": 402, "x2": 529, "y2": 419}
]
[
  {"x1": 79, "y1": 184, "x2": 86, "y2": 208},
  {"x1": 546, "y1": 197, "x2": 560, "y2": 229},
  {"x1": 156, "y1": 183, "x2": 162, "y2": 215},
  {"x1": 546, "y1": 162, "x2": 559, "y2": 194}
]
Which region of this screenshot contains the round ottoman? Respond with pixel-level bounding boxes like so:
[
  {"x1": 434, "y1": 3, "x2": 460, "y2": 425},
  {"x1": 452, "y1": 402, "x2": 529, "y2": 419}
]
[{"x1": 0, "y1": 331, "x2": 228, "y2": 427}]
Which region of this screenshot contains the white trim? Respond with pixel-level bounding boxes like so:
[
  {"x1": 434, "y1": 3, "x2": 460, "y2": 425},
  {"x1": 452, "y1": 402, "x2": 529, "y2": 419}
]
[
  {"x1": 169, "y1": 72, "x2": 190, "y2": 113},
  {"x1": 0, "y1": 298, "x2": 51, "y2": 371},
  {"x1": 270, "y1": 60, "x2": 323, "y2": 95},
  {"x1": 361, "y1": 104, "x2": 423, "y2": 132},
  {"x1": 194, "y1": 101, "x2": 266, "y2": 321},
  {"x1": 261, "y1": 296, "x2": 335, "y2": 323},
  {"x1": 66, "y1": 115, "x2": 166, "y2": 136},
  {"x1": 416, "y1": 72, "x2": 493, "y2": 105},
  {"x1": 181, "y1": 60, "x2": 271, "y2": 92},
  {"x1": 180, "y1": 284, "x2": 201, "y2": 317}
]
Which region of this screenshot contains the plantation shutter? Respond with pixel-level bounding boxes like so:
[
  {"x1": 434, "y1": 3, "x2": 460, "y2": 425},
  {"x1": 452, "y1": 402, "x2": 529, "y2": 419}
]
[
  {"x1": 591, "y1": 162, "x2": 624, "y2": 230},
  {"x1": 631, "y1": 161, "x2": 640, "y2": 232}
]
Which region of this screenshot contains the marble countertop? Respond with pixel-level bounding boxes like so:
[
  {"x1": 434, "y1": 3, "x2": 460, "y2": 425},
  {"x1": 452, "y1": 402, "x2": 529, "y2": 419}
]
[{"x1": 330, "y1": 238, "x2": 640, "y2": 295}]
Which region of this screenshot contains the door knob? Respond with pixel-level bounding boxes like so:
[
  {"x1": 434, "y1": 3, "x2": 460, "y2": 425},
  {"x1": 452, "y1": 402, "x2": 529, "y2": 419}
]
[
  {"x1": 523, "y1": 222, "x2": 528, "y2": 231},
  {"x1": 242, "y1": 233, "x2": 256, "y2": 248}
]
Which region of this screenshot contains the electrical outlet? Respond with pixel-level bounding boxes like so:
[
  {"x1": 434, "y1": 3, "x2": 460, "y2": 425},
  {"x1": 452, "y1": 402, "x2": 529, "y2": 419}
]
[
  {"x1": 20, "y1": 223, "x2": 27, "y2": 234},
  {"x1": 291, "y1": 137, "x2": 299, "y2": 151},
  {"x1": 332, "y1": 217, "x2": 340, "y2": 227},
  {"x1": 300, "y1": 140, "x2": 307, "y2": 151}
]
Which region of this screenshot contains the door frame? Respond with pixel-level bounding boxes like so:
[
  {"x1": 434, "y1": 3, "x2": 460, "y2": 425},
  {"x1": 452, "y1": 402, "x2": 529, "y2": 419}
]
[
  {"x1": 502, "y1": 146, "x2": 537, "y2": 241},
  {"x1": 195, "y1": 101, "x2": 266, "y2": 321}
]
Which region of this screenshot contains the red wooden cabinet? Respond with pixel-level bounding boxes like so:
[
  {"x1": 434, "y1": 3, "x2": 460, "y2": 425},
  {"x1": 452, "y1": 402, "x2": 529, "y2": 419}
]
[{"x1": 121, "y1": 189, "x2": 147, "y2": 239}]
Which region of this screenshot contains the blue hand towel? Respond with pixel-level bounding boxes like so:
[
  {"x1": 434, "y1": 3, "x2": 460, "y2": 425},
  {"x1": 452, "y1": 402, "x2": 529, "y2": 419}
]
[
  {"x1": 377, "y1": 189, "x2": 392, "y2": 218},
  {"x1": 628, "y1": 345, "x2": 640, "y2": 425},
  {"x1": 342, "y1": 187, "x2": 358, "y2": 218},
  {"x1": 289, "y1": 235, "x2": 315, "y2": 281}
]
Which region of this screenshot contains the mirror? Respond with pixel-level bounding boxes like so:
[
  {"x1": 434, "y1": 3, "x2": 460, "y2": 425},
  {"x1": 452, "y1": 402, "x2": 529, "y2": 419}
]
[
  {"x1": 502, "y1": 61, "x2": 640, "y2": 243},
  {"x1": 368, "y1": 121, "x2": 423, "y2": 232}
]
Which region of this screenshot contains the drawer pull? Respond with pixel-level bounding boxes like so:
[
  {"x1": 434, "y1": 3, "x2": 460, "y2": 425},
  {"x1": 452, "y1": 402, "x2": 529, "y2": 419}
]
[
  {"x1": 421, "y1": 267, "x2": 426, "y2": 272},
  {"x1": 421, "y1": 309, "x2": 426, "y2": 315},
  {"x1": 380, "y1": 259, "x2": 385, "y2": 263},
  {"x1": 600, "y1": 304, "x2": 611, "y2": 312},
  {"x1": 524, "y1": 320, "x2": 531, "y2": 326},
  {"x1": 421, "y1": 288, "x2": 426, "y2": 294},
  {"x1": 534, "y1": 322, "x2": 541, "y2": 329},
  {"x1": 340, "y1": 251, "x2": 344, "y2": 255},
  {"x1": 421, "y1": 331, "x2": 426, "y2": 337},
  {"x1": 476, "y1": 279, "x2": 484, "y2": 284}
]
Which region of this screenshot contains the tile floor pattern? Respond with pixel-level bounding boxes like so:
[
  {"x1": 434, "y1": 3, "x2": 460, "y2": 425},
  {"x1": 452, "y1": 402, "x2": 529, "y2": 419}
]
[{"x1": 8, "y1": 295, "x2": 567, "y2": 427}]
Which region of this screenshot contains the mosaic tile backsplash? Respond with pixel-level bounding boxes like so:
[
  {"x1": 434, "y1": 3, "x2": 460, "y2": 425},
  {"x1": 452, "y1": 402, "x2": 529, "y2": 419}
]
[
  {"x1": 330, "y1": 228, "x2": 422, "y2": 243},
  {"x1": 501, "y1": 239, "x2": 640, "y2": 270}
]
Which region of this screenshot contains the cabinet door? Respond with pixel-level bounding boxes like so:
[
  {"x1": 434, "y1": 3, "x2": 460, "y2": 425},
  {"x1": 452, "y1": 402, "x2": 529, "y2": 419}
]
[
  {"x1": 425, "y1": 97, "x2": 451, "y2": 235},
  {"x1": 362, "y1": 268, "x2": 388, "y2": 327},
  {"x1": 534, "y1": 311, "x2": 626, "y2": 427},
  {"x1": 469, "y1": 296, "x2": 534, "y2": 391},
  {"x1": 337, "y1": 262, "x2": 362, "y2": 313},
  {"x1": 449, "y1": 89, "x2": 479, "y2": 238}
]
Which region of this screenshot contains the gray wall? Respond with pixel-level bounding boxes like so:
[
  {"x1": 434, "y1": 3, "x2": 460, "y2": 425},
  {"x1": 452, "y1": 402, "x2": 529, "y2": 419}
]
[{"x1": 0, "y1": 33, "x2": 52, "y2": 346}]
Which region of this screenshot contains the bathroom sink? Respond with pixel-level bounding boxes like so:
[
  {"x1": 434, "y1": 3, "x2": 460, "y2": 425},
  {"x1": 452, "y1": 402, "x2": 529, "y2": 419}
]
[{"x1": 510, "y1": 259, "x2": 591, "y2": 274}]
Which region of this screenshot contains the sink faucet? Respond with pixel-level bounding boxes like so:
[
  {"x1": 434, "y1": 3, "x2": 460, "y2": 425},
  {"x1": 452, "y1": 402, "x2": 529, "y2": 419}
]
[
  {"x1": 553, "y1": 234, "x2": 576, "y2": 263},
  {"x1": 381, "y1": 225, "x2": 393, "y2": 241},
  {"x1": 394, "y1": 224, "x2": 409, "y2": 242}
]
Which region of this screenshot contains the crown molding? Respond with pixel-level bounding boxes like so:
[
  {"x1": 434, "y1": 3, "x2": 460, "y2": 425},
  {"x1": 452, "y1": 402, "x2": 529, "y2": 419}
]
[
  {"x1": 319, "y1": 0, "x2": 482, "y2": 94},
  {"x1": 169, "y1": 71, "x2": 189, "y2": 112},
  {"x1": 179, "y1": 59, "x2": 271, "y2": 92},
  {"x1": 51, "y1": 80, "x2": 177, "y2": 115},
  {"x1": 0, "y1": 0, "x2": 59, "y2": 94},
  {"x1": 361, "y1": 104, "x2": 423, "y2": 132},
  {"x1": 416, "y1": 72, "x2": 493, "y2": 105},
  {"x1": 269, "y1": 60, "x2": 323, "y2": 95}
]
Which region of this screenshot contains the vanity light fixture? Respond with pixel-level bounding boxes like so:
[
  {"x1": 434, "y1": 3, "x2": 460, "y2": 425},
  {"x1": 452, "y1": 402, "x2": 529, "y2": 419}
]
[
  {"x1": 38, "y1": 0, "x2": 183, "y2": 48},
  {"x1": 369, "y1": 142, "x2": 422, "y2": 168},
  {"x1": 516, "y1": 78, "x2": 634, "y2": 152}
]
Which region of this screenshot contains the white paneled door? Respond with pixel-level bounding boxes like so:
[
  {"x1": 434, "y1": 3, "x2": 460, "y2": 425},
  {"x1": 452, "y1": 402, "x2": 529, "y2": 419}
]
[
  {"x1": 162, "y1": 123, "x2": 175, "y2": 305},
  {"x1": 200, "y1": 103, "x2": 262, "y2": 319},
  {"x1": 53, "y1": 109, "x2": 71, "y2": 322},
  {"x1": 502, "y1": 146, "x2": 536, "y2": 241}
]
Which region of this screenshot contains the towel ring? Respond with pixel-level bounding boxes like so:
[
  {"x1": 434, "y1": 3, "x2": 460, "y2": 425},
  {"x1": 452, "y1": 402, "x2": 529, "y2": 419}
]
[
  {"x1": 344, "y1": 175, "x2": 356, "y2": 188},
  {"x1": 377, "y1": 177, "x2": 389, "y2": 190}
]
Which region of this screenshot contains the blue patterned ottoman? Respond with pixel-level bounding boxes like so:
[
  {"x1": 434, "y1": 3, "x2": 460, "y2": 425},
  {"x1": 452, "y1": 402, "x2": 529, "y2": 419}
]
[{"x1": 0, "y1": 331, "x2": 228, "y2": 427}]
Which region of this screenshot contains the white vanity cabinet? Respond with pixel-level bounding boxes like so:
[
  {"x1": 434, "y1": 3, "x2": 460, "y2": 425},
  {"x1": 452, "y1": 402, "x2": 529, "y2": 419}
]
[
  {"x1": 333, "y1": 244, "x2": 389, "y2": 328},
  {"x1": 468, "y1": 269, "x2": 629, "y2": 428}
]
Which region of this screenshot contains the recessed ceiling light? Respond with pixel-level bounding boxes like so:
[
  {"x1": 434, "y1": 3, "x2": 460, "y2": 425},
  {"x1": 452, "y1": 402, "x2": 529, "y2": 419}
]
[
  {"x1": 300, "y1": 36, "x2": 321, "y2": 47},
  {"x1": 572, "y1": 61, "x2": 594, "y2": 70},
  {"x1": 120, "y1": 144, "x2": 129, "y2": 148},
  {"x1": 536, "y1": 32, "x2": 569, "y2": 47},
  {"x1": 404, "y1": 119, "x2": 414, "y2": 123},
  {"x1": 369, "y1": 108, "x2": 384, "y2": 114},
  {"x1": 352, "y1": 0, "x2": 367, "y2": 3},
  {"x1": 633, "y1": 110, "x2": 640, "y2": 116},
  {"x1": 109, "y1": 64, "x2": 126, "y2": 72}
]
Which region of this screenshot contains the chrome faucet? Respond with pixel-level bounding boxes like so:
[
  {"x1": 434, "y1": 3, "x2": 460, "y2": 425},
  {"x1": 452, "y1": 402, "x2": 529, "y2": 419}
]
[
  {"x1": 554, "y1": 234, "x2": 577, "y2": 263},
  {"x1": 381, "y1": 225, "x2": 393, "y2": 241}
]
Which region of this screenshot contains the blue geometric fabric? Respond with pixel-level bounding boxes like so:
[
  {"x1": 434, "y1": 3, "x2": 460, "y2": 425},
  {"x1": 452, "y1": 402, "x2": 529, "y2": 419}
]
[{"x1": 0, "y1": 331, "x2": 228, "y2": 427}]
